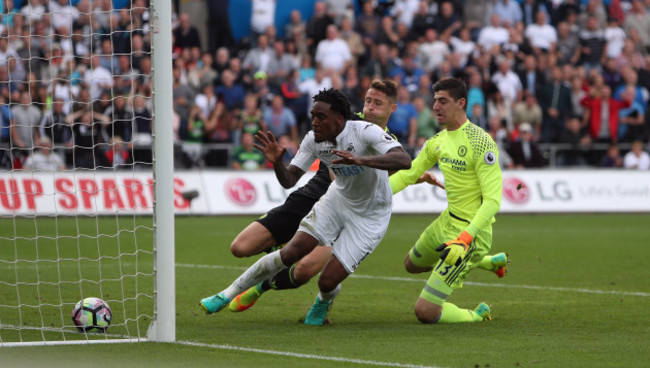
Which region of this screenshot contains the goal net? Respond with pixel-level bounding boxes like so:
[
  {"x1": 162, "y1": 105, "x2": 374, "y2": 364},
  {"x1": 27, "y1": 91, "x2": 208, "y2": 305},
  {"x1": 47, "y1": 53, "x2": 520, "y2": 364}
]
[{"x1": 0, "y1": 0, "x2": 174, "y2": 346}]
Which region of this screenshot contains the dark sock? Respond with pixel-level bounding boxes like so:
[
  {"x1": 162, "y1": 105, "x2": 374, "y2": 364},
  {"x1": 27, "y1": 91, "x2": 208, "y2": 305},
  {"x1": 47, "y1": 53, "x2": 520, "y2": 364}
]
[{"x1": 265, "y1": 265, "x2": 305, "y2": 290}]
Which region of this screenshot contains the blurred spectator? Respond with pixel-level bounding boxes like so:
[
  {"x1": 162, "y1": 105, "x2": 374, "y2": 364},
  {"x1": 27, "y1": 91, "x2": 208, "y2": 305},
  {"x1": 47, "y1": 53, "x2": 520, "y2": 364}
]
[
  {"x1": 602, "y1": 57, "x2": 624, "y2": 91},
  {"x1": 513, "y1": 91, "x2": 543, "y2": 135},
  {"x1": 339, "y1": 16, "x2": 364, "y2": 67},
  {"x1": 231, "y1": 132, "x2": 266, "y2": 170},
  {"x1": 491, "y1": 59, "x2": 522, "y2": 103},
  {"x1": 205, "y1": 100, "x2": 232, "y2": 143},
  {"x1": 263, "y1": 94, "x2": 298, "y2": 142},
  {"x1": 188, "y1": 53, "x2": 218, "y2": 92},
  {"x1": 68, "y1": 109, "x2": 109, "y2": 169},
  {"x1": 578, "y1": 16, "x2": 606, "y2": 74},
  {"x1": 250, "y1": 0, "x2": 276, "y2": 37},
  {"x1": 600, "y1": 143, "x2": 623, "y2": 168},
  {"x1": 580, "y1": 85, "x2": 629, "y2": 144},
  {"x1": 250, "y1": 70, "x2": 277, "y2": 109},
  {"x1": 410, "y1": 1, "x2": 436, "y2": 41},
  {"x1": 132, "y1": 95, "x2": 153, "y2": 145},
  {"x1": 623, "y1": 140, "x2": 650, "y2": 169},
  {"x1": 418, "y1": 29, "x2": 449, "y2": 74},
  {"x1": 413, "y1": 95, "x2": 438, "y2": 139},
  {"x1": 84, "y1": 54, "x2": 113, "y2": 100},
  {"x1": 306, "y1": 1, "x2": 334, "y2": 54},
  {"x1": 93, "y1": 0, "x2": 113, "y2": 31},
  {"x1": 390, "y1": 53, "x2": 425, "y2": 93},
  {"x1": 0, "y1": 33, "x2": 19, "y2": 67},
  {"x1": 39, "y1": 98, "x2": 72, "y2": 160},
  {"x1": 214, "y1": 69, "x2": 244, "y2": 111},
  {"x1": 433, "y1": 1, "x2": 462, "y2": 40},
  {"x1": 569, "y1": 75, "x2": 587, "y2": 119},
  {"x1": 615, "y1": 39, "x2": 646, "y2": 71},
  {"x1": 466, "y1": 71, "x2": 485, "y2": 121},
  {"x1": 376, "y1": 16, "x2": 399, "y2": 47},
  {"x1": 525, "y1": 11, "x2": 557, "y2": 54},
  {"x1": 387, "y1": 86, "x2": 417, "y2": 147},
  {"x1": 50, "y1": 0, "x2": 79, "y2": 34},
  {"x1": 285, "y1": 10, "x2": 306, "y2": 42},
  {"x1": 102, "y1": 94, "x2": 133, "y2": 146},
  {"x1": 173, "y1": 64, "x2": 196, "y2": 125},
  {"x1": 623, "y1": 0, "x2": 650, "y2": 53},
  {"x1": 364, "y1": 43, "x2": 395, "y2": 79},
  {"x1": 195, "y1": 83, "x2": 217, "y2": 120},
  {"x1": 10, "y1": 90, "x2": 41, "y2": 166},
  {"x1": 181, "y1": 105, "x2": 207, "y2": 167},
  {"x1": 243, "y1": 34, "x2": 273, "y2": 75},
  {"x1": 341, "y1": 66, "x2": 362, "y2": 111},
  {"x1": 614, "y1": 67, "x2": 648, "y2": 118},
  {"x1": 604, "y1": 16, "x2": 626, "y2": 59},
  {"x1": 298, "y1": 66, "x2": 333, "y2": 115},
  {"x1": 491, "y1": 0, "x2": 523, "y2": 27},
  {"x1": 508, "y1": 122, "x2": 545, "y2": 168},
  {"x1": 212, "y1": 47, "x2": 230, "y2": 82},
  {"x1": 517, "y1": 54, "x2": 546, "y2": 98},
  {"x1": 105, "y1": 136, "x2": 130, "y2": 169},
  {"x1": 540, "y1": 66, "x2": 572, "y2": 142},
  {"x1": 315, "y1": 25, "x2": 352, "y2": 74},
  {"x1": 520, "y1": 0, "x2": 549, "y2": 27},
  {"x1": 617, "y1": 85, "x2": 647, "y2": 142},
  {"x1": 556, "y1": 21, "x2": 580, "y2": 65},
  {"x1": 234, "y1": 93, "x2": 266, "y2": 138},
  {"x1": 277, "y1": 134, "x2": 297, "y2": 165},
  {"x1": 23, "y1": 136, "x2": 66, "y2": 171},
  {"x1": 486, "y1": 89, "x2": 514, "y2": 133},
  {"x1": 267, "y1": 40, "x2": 297, "y2": 89},
  {"x1": 174, "y1": 13, "x2": 201, "y2": 51},
  {"x1": 557, "y1": 116, "x2": 590, "y2": 166},
  {"x1": 390, "y1": 0, "x2": 420, "y2": 29},
  {"x1": 449, "y1": 27, "x2": 476, "y2": 69},
  {"x1": 355, "y1": 1, "x2": 381, "y2": 50},
  {"x1": 324, "y1": 0, "x2": 353, "y2": 25}
]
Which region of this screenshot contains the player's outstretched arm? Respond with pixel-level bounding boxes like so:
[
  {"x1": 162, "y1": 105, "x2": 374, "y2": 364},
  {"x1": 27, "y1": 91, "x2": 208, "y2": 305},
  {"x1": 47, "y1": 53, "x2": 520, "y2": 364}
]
[
  {"x1": 254, "y1": 130, "x2": 304, "y2": 188},
  {"x1": 331, "y1": 146, "x2": 411, "y2": 171}
]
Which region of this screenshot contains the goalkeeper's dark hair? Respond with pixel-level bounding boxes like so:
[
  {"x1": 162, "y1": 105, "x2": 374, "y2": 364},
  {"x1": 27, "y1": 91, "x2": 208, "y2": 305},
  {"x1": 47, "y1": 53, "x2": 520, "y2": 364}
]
[
  {"x1": 432, "y1": 77, "x2": 468, "y2": 108},
  {"x1": 313, "y1": 88, "x2": 353, "y2": 120},
  {"x1": 369, "y1": 79, "x2": 398, "y2": 104}
]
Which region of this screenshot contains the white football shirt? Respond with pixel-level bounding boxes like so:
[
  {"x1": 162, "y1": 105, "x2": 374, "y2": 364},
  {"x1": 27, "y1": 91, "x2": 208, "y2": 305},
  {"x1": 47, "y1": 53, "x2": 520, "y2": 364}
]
[{"x1": 291, "y1": 120, "x2": 402, "y2": 209}]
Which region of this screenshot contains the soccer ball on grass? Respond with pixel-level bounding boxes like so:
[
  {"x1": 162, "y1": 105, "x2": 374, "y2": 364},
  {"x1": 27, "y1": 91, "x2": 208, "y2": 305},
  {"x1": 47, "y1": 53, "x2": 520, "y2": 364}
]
[{"x1": 71, "y1": 297, "x2": 112, "y2": 332}]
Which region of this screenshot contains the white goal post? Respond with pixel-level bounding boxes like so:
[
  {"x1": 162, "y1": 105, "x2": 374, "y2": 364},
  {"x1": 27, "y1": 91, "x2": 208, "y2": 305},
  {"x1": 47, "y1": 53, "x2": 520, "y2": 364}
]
[{"x1": 0, "y1": 0, "x2": 174, "y2": 346}]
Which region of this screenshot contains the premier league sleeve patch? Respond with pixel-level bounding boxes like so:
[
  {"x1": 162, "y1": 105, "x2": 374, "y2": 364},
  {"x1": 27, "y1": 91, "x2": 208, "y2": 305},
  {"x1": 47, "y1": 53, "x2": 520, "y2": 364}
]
[
  {"x1": 484, "y1": 151, "x2": 496, "y2": 165},
  {"x1": 382, "y1": 133, "x2": 394, "y2": 142}
]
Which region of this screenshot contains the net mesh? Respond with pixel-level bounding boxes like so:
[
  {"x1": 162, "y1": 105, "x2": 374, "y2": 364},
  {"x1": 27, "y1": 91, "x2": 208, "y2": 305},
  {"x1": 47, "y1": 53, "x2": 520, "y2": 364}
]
[{"x1": 0, "y1": 0, "x2": 155, "y2": 344}]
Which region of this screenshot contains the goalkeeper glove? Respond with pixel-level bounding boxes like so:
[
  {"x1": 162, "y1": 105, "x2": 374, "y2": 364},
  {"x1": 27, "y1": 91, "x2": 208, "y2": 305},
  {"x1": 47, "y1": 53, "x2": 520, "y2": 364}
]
[{"x1": 435, "y1": 231, "x2": 473, "y2": 266}]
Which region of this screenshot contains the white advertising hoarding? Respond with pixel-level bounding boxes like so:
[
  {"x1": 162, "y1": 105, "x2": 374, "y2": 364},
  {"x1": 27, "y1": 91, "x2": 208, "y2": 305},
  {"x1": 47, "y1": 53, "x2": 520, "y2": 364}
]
[{"x1": 0, "y1": 170, "x2": 648, "y2": 216}]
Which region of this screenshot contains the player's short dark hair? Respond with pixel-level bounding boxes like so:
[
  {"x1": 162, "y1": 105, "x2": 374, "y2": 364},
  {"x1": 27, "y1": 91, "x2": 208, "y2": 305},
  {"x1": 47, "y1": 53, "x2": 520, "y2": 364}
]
[
  {"x1": 313, "y1": 88, "x2": 353, "y2": 120},
  {"x1": 369, "y1": 79, "x2": 398, "y2": 104},
  {"x1": 432, "y1": 77, "x2": 468, "y2": 104}
]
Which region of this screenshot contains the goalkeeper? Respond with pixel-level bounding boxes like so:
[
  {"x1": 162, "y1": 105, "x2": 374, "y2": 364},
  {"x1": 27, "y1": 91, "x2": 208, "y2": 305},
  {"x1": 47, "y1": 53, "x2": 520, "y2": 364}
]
[{"x1": 390, "y1": 77, "x2": 504, "y2": 323}]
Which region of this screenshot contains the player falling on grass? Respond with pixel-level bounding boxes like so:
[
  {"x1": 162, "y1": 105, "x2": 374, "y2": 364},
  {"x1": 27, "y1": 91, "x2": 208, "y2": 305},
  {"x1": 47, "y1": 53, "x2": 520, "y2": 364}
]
[
  {"x1": 200, "y1": 88, "x2": 413, "y2": 324},
  {"x1": 390, "y1": 77, "x2": 505, "y2": 323},
  {"x1": 228, "y1": 80, "x2": 506, "y2": 318}
]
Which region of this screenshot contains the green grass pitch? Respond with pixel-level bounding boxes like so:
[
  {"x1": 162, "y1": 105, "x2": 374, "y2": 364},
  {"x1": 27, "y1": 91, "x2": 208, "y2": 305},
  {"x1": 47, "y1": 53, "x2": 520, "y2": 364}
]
[{"x1": 2, "y1": 214, "x2": 650, "y2": 367}]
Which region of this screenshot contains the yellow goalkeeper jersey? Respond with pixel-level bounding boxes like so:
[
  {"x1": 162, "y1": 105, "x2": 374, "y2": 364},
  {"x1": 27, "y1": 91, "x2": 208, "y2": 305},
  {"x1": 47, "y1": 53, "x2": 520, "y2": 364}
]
[{"x1": 390, "y1": 120, "x2": 502, "y2": 237}]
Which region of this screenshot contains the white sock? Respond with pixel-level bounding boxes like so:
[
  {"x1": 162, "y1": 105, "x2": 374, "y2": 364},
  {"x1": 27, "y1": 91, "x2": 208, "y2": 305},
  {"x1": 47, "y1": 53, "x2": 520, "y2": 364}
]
[
  {"x1": 317, "y1": 283, "x2": 342, "y2": 303},
  {"x1": 222, "y1": 251, "x2": 287, "y2": 300}
]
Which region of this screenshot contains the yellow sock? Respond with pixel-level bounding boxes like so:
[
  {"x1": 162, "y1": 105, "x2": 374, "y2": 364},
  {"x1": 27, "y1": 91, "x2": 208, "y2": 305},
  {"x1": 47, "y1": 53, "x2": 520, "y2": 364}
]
[{"x1": 438, "y1": 302, "x2": 482, "y2": 323}]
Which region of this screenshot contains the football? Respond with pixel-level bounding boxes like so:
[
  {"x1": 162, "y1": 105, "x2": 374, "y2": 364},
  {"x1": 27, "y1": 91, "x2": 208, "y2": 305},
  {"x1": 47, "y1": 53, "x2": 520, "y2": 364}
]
[{"x1": 71, "y1": 297, "x2": 112, "y2": 332}]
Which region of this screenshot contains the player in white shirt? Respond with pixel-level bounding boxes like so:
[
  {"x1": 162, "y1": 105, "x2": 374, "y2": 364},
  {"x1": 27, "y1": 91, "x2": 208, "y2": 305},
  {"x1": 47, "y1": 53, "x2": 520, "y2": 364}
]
[
  {"x1": 623, "y1": 140, "x2": 650, "y2": 170},
  {"x1": 200, "y1": 89, "x2": 412, "y2": 325}
]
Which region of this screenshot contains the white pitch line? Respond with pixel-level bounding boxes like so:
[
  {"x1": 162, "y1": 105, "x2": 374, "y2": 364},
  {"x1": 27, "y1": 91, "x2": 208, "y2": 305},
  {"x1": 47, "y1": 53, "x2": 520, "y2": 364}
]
[
  {"x1": 176, "y1": 263, "x2": 650, "y2": 298},
  {"x1": 175, "y1": 340, "x2": 445, "y2": 368}
]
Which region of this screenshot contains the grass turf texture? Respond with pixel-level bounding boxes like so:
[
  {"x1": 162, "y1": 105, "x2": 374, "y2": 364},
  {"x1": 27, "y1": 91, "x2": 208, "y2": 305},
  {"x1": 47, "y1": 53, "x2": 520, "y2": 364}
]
[{"x1": 2, "y1": 214, "x2": 649, "y2": 367}]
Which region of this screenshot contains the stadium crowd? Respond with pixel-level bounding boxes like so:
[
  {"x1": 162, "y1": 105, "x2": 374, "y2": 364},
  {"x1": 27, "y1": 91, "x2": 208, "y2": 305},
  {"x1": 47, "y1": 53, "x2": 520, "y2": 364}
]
[{"x1": 1, "y1": 0, "x2": 650, "y2": 171}]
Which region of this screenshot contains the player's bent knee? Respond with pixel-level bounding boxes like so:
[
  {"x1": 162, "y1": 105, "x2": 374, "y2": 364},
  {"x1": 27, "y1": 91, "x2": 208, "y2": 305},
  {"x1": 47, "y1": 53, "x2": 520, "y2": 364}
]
[
  {"x1": 414, "y1": 299, "x2": 441, "y2": 324},
  {"x1": 404, "y1": 256, "x2": 431, "y2": 274},
  {"x1": 230, "y1": 240, "x2": 248, "y2": 258},
  {"x1": 293, "y1": 262, "x2": 318, "y2": 283}
]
